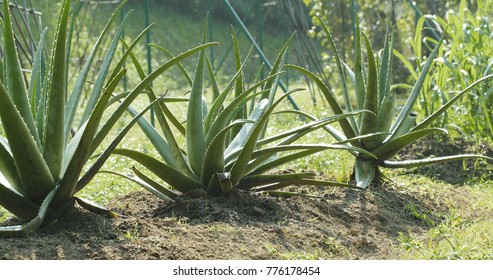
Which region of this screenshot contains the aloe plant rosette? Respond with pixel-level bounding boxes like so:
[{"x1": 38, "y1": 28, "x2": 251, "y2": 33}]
[
  {"x1": 110, "y1": 26, "x2": 372, "y2": 200},
  {"x1": 288, "y1": 16, "x2": 493, "y2": 188},
  {"x1": 0, "y1": 0, "x2": 214, "y2": 236}
]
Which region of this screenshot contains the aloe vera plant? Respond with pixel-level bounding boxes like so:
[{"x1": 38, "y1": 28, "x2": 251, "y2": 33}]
[
  {"x1": 110, "y1": 25, "x2": 372, "y2": 200},
  {"x1": 288, "y1": 16, "x2": 493, "y2": 188},
  {"x1": 0, "y1": 0, "x2": 214, "y2": 236}
]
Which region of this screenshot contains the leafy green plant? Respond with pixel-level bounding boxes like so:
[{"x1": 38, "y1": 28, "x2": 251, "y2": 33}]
[
  {"x1": 397, "y1": 0, "x2": 493, "y2": 140},
  {"x1": 109, "y1": 25, "x2": 371, "y2": 200},
  {"x1": 288, "y1": 16, "x2": 493, "y2": 188},
  {"x1": 0, "y1": 0, "x2": 214, "y2": 236}
]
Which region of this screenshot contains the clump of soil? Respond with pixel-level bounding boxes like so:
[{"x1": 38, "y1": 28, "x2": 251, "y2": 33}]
[{"x1": 0, "y1": 182, "x2": 444, "y2": 260}]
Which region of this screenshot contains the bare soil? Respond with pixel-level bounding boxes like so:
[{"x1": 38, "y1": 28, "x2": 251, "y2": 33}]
[{"x1": 0, "y1": 137, "x2": 489, "y2": 260}]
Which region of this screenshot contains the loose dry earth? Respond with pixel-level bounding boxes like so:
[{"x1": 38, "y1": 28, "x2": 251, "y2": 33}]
[{"x1": 0, "y1": 138, "x2": 490, "y2": 260}]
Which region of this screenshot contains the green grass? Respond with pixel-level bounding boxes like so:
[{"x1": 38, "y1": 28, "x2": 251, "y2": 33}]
[{"x1": 390, "y1": 174, "x2": 493, "y2": 259}]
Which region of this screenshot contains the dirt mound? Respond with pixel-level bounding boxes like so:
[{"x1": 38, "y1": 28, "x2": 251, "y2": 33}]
[{"x1": 0, "y1": 183, "x2": 441, "y2": 260}]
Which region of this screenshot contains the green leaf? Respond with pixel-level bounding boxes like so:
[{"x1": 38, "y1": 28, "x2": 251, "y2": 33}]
[
  {"x1": 65, "y1": 0, "x2": 128, "y2": 139},
  {"x1": 78, "y1": 11, "x2": 130, "y2": 127},
  {"x1": 378, "y1": 26, "x2": 394, "y2": 105},
  {"x1": 0, "y1": 138, "x2": 22, "y2": 190},
  {"x1": 186, "y1": 18, "x2": 209, "y2": 176},
  {"x1": 381, "y1": 155, "x2": 493, "y2": 169},
  {"x1": 286, "y1": 64, "x2": 358, "y2": 145},
  {"x1": 30, "y1": 29, "x2": 47, "y2": 144},
  {"x1": 92, "y1": 42, "x2": 218, "y2": 154},
  {"x1": 74, "y1": 92, "x2": 162, "y2": 193},
  {"x1": 0, "y1": 182, "x2": 39, "y2": 221},
  {"x1": 359, "y1": 33, "x2": 380, "y2": 150},
  {"x1": 201, "y1": 120, "x2": 253, "y2": 190},
  {"x1": 53, "y1": 70, "x2": 126, "y2": 205},
  {"x1": 390, "y1": 35, "x2": 444, "y2": 135},
  {"x1": 237, "y1": 173, "x2": 316, "y2": 190},
  {"x1": 43, "y1": 0, "x2": 72, "y2": 180},
  {"x1": 127, "y1": 105, "x2": 177, "y2": 168},
  {"x1": 224, "y1": 99, "x2": 269, "y2": 163},
  {"x1": 113, "y1": 149, "x2": 201, "y2": 193},
  {"x1": 229, "y1": 90, "x2": 301, "y2": 187},
  {"x1": 0, "y1": 81, "x2": 54, "y2": 203},
  {"x1": 2, "y1": 0, "x2": 39, "y2": 145},
  {"x1": 317, "y1": 14, "x2": 358, "y2": 132},
  {"x1": 372, "y1": 128, "x2": 447, "y2": 161},
  {"x1": 100, "y1": 169, "x2": 176, "y2": 202},
  {"x1": 354, "y1": 158, "x2": 377, "y2": 189}
]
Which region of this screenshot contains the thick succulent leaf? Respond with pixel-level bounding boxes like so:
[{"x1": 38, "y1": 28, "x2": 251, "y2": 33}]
[
  {"x1": 75, "y1": 197, "x2": 120, "y2": 218},
  {"x1": 20, "y1": 186, "x2": 58, "y2": 235},
  {"x1": 74, "y1": 92, "x2": 161, "y2": 193},
  {"x1": 258, "y1": 111, "x2": 368, "y2": 147},
  {"x1": 224, "y1": 99, "x2": 269, "y2": 162},
  {"x1": 109, "y1": 23, "x2": 155, "y2": 83},
  {"x1": 43, "y1": 0, "x2": 72, "y2": 179},
  {"x1": 246, "y1": 144, "x2": 377, "y2": 176},
  {"x1": 354, "y1": 158, "x2": 377, "y2": 189},
  {"x1": 317, "y1": 14, "x2": 358, "y2": 131},
  {"x1": 297, "y1": 179, "x2": 365, "y2": 190},
  {"x1": 53, "y1": 70, "x2": 125, "y2": 205},
  {"x1": 237, "y1": 172, "x2": 316, "y2": 190},
  {"x1": 359, "y1": 33, "x2": 380, "y2": 150},
  {"x1": 230, "y1": 29, "x2": 247, "y2": 138},
  {"x1": 390, "y1": 35, "x2": 444, "y2": 135},
  {"x1": 261, "y1": 33, "x2": 294, "y2": 99},
  {"x1": 390, "y1": 112, "x2": 417, "y2": 140},
  {"x1": 2, "y1": 0, "x2": 39, "y2": 145},
  {"x1": 206, "y1": 57, "x2": 221, "y2": 103},
  {"x1": 92, "y1": 42, "x2": 217, "y2": 152},
  {"x1": 377, "y1": 93, "x2": 395, "y2": 139},
  {"x1": 132, "y1": 167, "x2": 178, "y2": 200},
  {"x1": 100, "y1": 169, "x2": 176, "y2": 202},
  {"x1": 381, "y1": 155, "x2": 493, "y2": 169},
  {"x1": 372, "y1": 128, "x2": 447, "y2": 161},
  {"x1": 229, "y1": 91, "x2": 301, "y2": 187},
  {"x1": 207, "y1": 172, "x2": 233, "y2": 194},
  {"x1": 78, "y1": 11, "x2": 130, "y2": 127},
  {"x1": 205, "y1": 89, "x2": 266, "y2": 146},
  {"x1": 353, "y1": 22, "x2": 365, "y2": 111},
  {"x1": 65, "y1": 0, "x2": 128, "y2": 138},
  {"x1": 186, "y1": 19, "x2": 208, "y2": 177},
  {"x1": 127, "y1": 105, "x2": 177, "y2": 168},
  {"x1": 201, "y1": 120, "x2": 253, "y2": 190},
  {"x1": 0, "y1": 138, "x2": 22, "y2": 190},
  {"x1": 378, "y1": 27, "x2": 394, "y2": 105},
  {"x1": 122, "y1": 40, "x2": 187, "y2": 140},
  {"x1": 150, "y1": 43, "x2": 192, "y2": 86},
  {"x1": 0, "y1": 182, "x2": 39, "y2": 221},
  {"x1": 113, "y1": 149, "x2": 201, "y2": 193},
  {"x1": 0, "y1": 81, "x2": 55, "y2": 202},
  {"x1": 30, "y1": 29, "x2": 47, "y2": 143},
  {"x1": 286, "y1": 65, "x2": 358, "y2": 144},
  {"x1": 0, "y1": 186, "x2": 58, "y2": 237}
]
